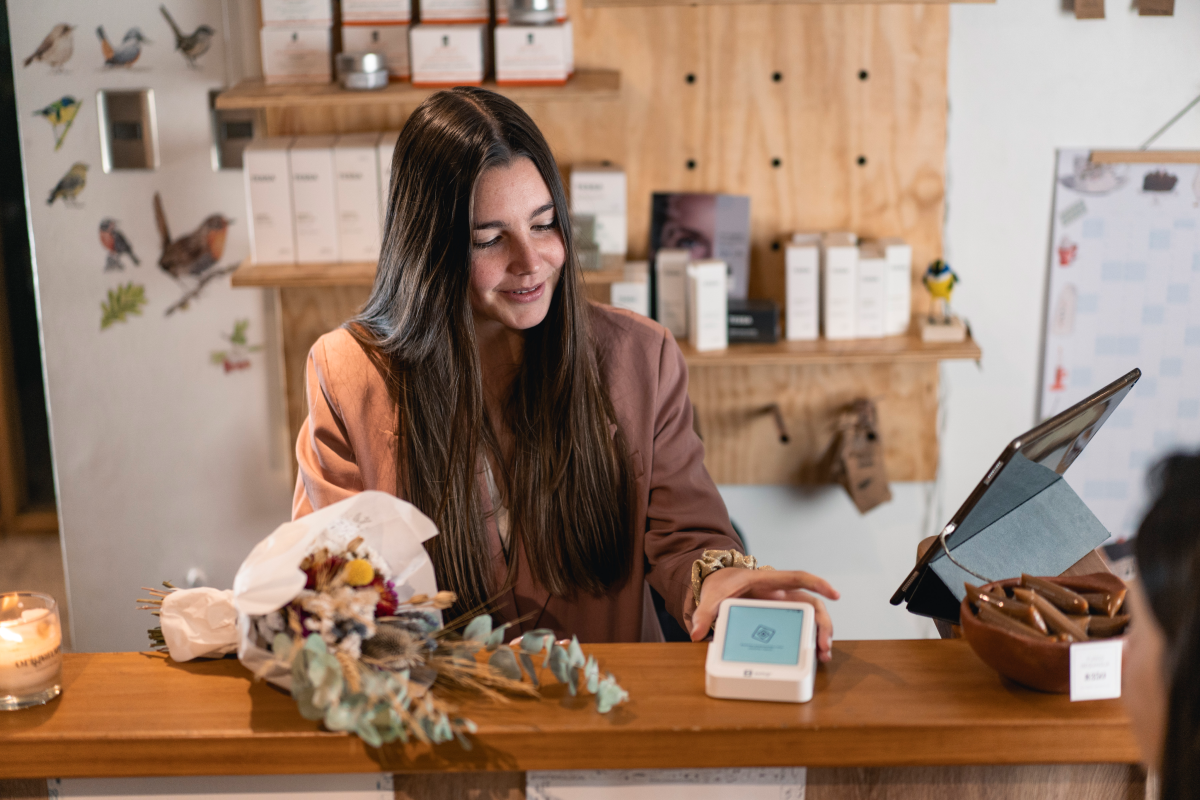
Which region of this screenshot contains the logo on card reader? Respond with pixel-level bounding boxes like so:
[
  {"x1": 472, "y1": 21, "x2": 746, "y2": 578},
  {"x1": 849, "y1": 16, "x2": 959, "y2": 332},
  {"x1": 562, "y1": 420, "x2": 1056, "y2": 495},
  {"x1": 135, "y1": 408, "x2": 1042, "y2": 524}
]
[{"x1": 751, "y1": 625, "x2": 776, "y2": 644}]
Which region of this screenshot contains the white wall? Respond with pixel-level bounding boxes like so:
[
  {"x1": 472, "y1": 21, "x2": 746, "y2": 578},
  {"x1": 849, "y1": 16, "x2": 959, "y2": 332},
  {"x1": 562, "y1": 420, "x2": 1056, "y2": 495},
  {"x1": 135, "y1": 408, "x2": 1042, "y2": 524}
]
[
  {"x1": 723, "y1": 1, "x2": 1200, "y2": 642},
  {"x1": 9, "y1": 2, "x2": 293, "y2": 652}
]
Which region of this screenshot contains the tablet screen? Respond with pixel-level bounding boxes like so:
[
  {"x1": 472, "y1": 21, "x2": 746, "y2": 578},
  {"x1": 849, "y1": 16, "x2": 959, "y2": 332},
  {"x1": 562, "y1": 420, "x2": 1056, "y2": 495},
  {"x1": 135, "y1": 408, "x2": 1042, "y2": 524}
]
[{"x1": 722, "y1": 605, "x2": 805, "y2": 665}]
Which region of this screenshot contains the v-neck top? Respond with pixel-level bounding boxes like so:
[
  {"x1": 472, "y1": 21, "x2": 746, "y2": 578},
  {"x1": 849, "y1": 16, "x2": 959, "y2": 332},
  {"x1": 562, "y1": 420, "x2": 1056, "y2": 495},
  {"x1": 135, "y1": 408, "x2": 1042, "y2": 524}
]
[{"x1": 292, "y1": 303, "x2": 742, "y2": 643}]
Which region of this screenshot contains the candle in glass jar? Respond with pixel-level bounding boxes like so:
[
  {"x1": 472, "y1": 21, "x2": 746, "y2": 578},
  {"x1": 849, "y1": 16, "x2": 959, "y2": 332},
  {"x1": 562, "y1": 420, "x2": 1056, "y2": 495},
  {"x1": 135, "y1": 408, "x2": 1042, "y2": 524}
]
[{"x1": 0, "y1": 593, "x2": 62, "y2": 704}]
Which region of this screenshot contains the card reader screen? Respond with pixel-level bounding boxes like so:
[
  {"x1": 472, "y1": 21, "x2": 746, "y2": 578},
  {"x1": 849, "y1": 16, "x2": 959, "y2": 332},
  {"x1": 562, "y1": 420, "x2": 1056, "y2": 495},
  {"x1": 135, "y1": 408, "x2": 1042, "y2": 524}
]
[{"x1": 721, "y1": 605, "x2": 805, "y2": 665}]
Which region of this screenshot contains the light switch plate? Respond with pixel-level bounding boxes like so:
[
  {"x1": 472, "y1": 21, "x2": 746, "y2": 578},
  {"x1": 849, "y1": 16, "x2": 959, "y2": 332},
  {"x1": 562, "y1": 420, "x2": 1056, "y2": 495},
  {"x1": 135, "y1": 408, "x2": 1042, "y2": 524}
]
[
  {"x1": 97, "y1": 89, "x2": 159, "y2": 172},
  {"x1": 209, "y1": 90, "x2": 259, "y2": 171}
]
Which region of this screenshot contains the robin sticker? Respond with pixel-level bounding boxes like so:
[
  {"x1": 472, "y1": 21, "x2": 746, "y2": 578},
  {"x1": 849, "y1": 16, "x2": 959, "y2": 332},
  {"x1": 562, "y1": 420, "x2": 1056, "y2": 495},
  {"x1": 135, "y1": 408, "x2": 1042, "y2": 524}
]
[
  {"x1": 99, "y1": 219, "x2": 140, "y2": 271},
  {"x1": 152, "y1": 192, "x2": 235, "y2": 316}
]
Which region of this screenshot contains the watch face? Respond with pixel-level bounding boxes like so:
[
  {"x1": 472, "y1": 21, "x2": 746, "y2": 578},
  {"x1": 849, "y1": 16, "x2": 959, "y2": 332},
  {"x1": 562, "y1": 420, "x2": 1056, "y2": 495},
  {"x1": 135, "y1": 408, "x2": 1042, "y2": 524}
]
[{"x1": 721, "y1": 605, "x2": 805, "y2": 666}]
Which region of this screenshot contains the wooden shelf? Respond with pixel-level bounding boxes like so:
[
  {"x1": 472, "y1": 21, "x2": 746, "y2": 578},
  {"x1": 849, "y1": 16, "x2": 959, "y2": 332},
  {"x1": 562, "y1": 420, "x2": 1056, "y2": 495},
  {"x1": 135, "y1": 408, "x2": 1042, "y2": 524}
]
[
  {"x1": 214, "y1": 71, "x2": 621, "y2": 111},
  {"x1": 585, "y1": 0, "x2": 987, "y2": 6},
  {"x1": 230, "y1": 259, "x2": 629, "y2": 289},
  {"x1": 680, "y1": 331, "x2": 981, "y2": 367}
]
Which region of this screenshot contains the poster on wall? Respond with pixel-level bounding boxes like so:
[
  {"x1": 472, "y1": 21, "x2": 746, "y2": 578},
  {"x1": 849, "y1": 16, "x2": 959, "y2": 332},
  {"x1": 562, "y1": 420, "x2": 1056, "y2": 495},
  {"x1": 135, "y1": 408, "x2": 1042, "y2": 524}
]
[{"x1": 1040, "y1": 149, "x2": 1200, "y2": 542}]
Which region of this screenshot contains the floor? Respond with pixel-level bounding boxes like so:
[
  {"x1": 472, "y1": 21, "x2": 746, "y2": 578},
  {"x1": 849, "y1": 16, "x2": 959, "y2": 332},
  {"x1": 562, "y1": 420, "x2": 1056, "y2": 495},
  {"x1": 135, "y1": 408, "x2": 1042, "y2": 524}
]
[{"x1": 0, "y1": 531, "x2": 71, "y2": 651}]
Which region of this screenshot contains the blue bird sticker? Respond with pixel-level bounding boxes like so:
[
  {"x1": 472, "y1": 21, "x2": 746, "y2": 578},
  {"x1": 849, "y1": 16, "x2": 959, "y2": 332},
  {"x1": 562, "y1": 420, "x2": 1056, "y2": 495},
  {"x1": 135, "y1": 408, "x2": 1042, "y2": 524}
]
[
  {"x1": 33, "y1": 96, "x2": 81, "y2": 151},
  {"x1": 97, "y1": 26, "x2": 151, "y2": 68}
]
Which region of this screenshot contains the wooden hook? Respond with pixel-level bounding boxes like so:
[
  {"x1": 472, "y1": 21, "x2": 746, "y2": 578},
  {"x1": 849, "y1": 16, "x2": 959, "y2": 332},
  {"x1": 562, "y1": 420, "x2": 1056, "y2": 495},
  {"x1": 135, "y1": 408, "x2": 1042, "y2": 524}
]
[{"x1": 764, "y1": 403, "x2": 789, "y2": 444}]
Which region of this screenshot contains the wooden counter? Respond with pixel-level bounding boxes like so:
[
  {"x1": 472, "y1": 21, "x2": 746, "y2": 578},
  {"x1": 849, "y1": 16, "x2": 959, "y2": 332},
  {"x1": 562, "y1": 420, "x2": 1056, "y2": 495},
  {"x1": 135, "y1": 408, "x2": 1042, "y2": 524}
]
[{"x1": 0, "y1": 640, "x2": 1138, "y2": 781}]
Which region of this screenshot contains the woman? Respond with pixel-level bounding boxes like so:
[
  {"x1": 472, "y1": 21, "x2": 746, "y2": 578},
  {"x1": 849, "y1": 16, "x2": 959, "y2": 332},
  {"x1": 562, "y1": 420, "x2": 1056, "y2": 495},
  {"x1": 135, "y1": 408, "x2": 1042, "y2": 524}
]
[
  {"x1": 294, "y1": 87, "x2": 838, "y2": 653},
  {"x1": 1124, "y1": 453, "x2": 1200, "y2": 795}
]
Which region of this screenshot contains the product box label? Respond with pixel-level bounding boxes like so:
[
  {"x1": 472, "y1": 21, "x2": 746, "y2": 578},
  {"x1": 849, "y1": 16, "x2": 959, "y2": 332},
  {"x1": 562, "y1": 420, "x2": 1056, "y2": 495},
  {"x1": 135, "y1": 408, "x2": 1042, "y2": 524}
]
[
  {"x1": 342, "y1": 0, "x2": 411, "y2": 23},
  {"x1": 417, "y1": 0, "x2": 489, "y2": 23},
  {"x1": 409, "y1": 25, "x2": 484, "y2": 86},
  {"x1": 261, "y1": 0, "x2": 333, "y2": 24},
  {"x1": 494, "y1": 25, "x2": 569, "y2": 85},
  {"x1": 261, "y1": 27, "x2": 332, "y2": 84},
  {"x1": 334, "y1": 136, "x2": 382, "y2": 261},
  {"x1": 342, "y1": 24, "x2": 410, "y2": 78}
]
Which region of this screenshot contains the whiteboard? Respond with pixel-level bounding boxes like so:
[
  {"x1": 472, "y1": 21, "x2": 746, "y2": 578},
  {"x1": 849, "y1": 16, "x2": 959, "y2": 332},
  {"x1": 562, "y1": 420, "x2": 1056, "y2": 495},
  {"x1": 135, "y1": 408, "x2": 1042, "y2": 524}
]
[{"x1": 1040, "y1": 149, "x2": 1200, "y2": 541}]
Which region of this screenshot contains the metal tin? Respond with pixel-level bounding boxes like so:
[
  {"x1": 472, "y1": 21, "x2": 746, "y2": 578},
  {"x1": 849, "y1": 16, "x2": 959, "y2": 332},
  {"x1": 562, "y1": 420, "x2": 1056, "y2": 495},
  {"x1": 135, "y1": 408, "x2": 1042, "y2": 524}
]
[
  {"x1": 509, "y1": 0, "x2": 556, "y2": 25},
  {"x1": 337, "y1": 51, "x2": 389, "y2": 90}
]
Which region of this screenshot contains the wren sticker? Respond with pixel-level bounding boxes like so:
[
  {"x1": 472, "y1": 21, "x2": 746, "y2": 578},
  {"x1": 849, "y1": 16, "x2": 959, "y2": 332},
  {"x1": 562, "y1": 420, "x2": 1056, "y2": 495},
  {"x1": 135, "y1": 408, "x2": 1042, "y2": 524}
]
[
  {"x1": 24, "y1": 23, "x2": 75, "y2": 72},
  {"x1": 160, "y1": 6, "x2": 215, "y2": 69},
  {"x1": 99, "y1": 219, "x2": 140, "y2": 271},
  {"x1": 210, "y1": 319, "x2": 263, "y2": 373},
  {"x1": 97, "y1": 25, "x2": 151, "y2": 69},
  {"x1": 100, "y1": 282, "x2": 148, "y2": 329},
  {"x1": 153, "y1": 192, "x2": 235, "y2": 316},
  {"x1": 47, "y1": 162, "x2": 88, "y2": 207},
  {"x1": 34, "y1": 96, "x2": 82, "y2": 151}
]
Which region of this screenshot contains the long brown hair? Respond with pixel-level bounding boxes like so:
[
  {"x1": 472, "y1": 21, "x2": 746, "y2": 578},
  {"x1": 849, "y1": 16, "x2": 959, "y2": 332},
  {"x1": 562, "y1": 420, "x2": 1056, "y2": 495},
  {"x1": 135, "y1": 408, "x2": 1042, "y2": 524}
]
[{"x1": 348, "y1": 88, "x2": 635, "y2": 618}]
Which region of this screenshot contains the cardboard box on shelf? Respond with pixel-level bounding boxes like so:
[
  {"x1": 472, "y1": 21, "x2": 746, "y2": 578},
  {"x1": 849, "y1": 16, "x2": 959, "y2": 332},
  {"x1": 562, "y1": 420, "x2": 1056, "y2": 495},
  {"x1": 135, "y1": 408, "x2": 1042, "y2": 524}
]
[
  {"x1": 785, "y1": 233, "x2": 819, "y2": 341},
  {"x1": 243, "y1": 138, "x2": 296, "y2": 265},
  {"x1": 610, "y1": 261, "x2": 648, "y2": 316},
  {"x1": 341, "y1": 24, "x2": 410, "y2": 80},
  {"x1": 333, "y1": 134, "x2": 382, "y2": 261},
  {"x1": 417, "y1": 0, "x2": 489, "y2": 24},
  {"x1": 687, "y1": 260, "x2": 729, "y2": 352},
  {"x1": 878, "y1": 237, "x2": 913, "y2": 336},
  {"x1": 494, "y1": 23, "x2": 571, "y2": 86},
  {"x1": 409, "y1": 25, "x2": 486, "y2": 87},
  {"x1": 570, "y1": 163, "x2": 626, "y2": 257},
  {"x1": 728, "y1": 299, "x2": 779, "y2": 344},
  {"x1": 855, "y1": 243, "x2": 887, "y2": 339},
  {"x1": 261, "y1": 26, "x2": 332, "y2": 84},
  {"x1": 820, "y1": 232, "x2": 857, "y2": 340},
  {"x1": 288, "y1": 136, "x2": 340, "y2": 263},
  {"x1": 261, "y1": 0, "x2": 333, "y2": 25},
  {"x1": 341, "y1": 0, "x2": 411, "y2": 23}
]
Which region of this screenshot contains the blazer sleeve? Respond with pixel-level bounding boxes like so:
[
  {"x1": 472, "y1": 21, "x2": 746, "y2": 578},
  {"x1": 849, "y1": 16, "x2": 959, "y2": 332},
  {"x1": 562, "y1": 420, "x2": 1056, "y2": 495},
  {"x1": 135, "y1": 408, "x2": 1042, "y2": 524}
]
[
  {"x1": 642, "y1": 328, "x2": 743, "y2": 628},
  {"x1": 293, "y1": 337, "x2": 365, "y2": 519}
]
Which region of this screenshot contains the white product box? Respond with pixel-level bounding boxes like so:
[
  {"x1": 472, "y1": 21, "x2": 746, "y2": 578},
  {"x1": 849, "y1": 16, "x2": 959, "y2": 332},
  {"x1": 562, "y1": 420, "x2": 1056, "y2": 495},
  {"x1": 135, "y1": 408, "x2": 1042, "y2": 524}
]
[
  {"x1": 687, "y1": 260, "x2": 729, "y2": 352},
  {"x1": 878, "y1": 236, "x2": 913, "y2": 335},
  {"x1": 418, "y1": 0, "x2": 489, "y2": 24},
  {"x1": 655, "y1": 248, "x2": 690, "y2": 339},
  {"x1": 261, "y1": 26, "x2": 332, "y2": 84},
  {"x1": 856, "y1": 244, "x2": 887, "y2": 339},
  {"x1": 341, "y1": 0, "x2": 411, "y2": 23},
  {"x1": 341, "y1": 24, "x2": 410, "y2": 79},
  {"x1": 289, "y1": 136, "x2": 340, "y2": 263},
  {"x1": 610, "y1": 282, "x2": 649, "y2": 317},
  {"x1": 494, "y1": 24, "x2": 570, "y2": 86},
  {"x1": 409, "y1": 25, "x2": 485, "y2": 87},
  {"x1": 377, "y1": 131, "x2": 400, "y2": 226},
  {"x1": 495, "y1": 0, "x2": 568, "y2": 23},
  {"x1": 243, "y1": 138, "x2": 296, "y2": 265},
  {"x1": 261, "y1": 0, "x2": 332, "y2": 24},
  {"x1": 570, "y1": 164, "x2": 625, "y2": 256},
  {"x1": 333, "y1": 134, "x2": 382, "y2": 261},
  {"x1": 821, "y1": 232, "x2": 857, "y2": 340},
  {"x1": 785, "y1": 233, "x2": 819, "y2": 341}
]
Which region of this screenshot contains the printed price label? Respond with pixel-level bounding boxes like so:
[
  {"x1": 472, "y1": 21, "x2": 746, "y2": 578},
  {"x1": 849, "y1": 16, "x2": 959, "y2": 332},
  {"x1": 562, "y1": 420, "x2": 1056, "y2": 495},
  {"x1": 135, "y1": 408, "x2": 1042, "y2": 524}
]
[{"x1": 1069, "y1": 639, "x2": 1123, "y2": 702}]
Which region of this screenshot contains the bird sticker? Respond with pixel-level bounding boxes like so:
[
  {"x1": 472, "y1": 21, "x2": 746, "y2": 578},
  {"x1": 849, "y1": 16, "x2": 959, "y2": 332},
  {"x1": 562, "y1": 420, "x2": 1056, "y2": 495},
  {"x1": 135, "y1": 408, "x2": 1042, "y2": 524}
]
[
  {"x1": 47, "y1": 162, "x2": 88, "y2": 207},
  {"x1": 33, "y1": 96, "x2": 81, "y2": 151},
  {"x1": 152, "y1": 192, "x2": 235, "y2": 315},
  {"x1": 210, "y1": 319, "x2": 262, "y2": 373},
  {"x1": 25, "y1": 23, "x2": 75, "y2": 71},
  {"x1": 99, "y1": 219, "x2": 140, "y2": 271},
  {"x1": 100, "y1": 282, "x2": 148, "y2": 330},
  {"x1": 160, "y1": 6, "x2": 215, "y2": 69},
  {"x1": 97, "y1": 26, "x2": 151, "y2": 68}
]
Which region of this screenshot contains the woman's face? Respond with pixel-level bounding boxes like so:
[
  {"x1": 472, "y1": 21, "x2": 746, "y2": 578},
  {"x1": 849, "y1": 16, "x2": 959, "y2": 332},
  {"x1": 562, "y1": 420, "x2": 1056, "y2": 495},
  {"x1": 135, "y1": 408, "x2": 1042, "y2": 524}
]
[
  {"x1": 1123, "y1": 577, "x2": 1167, "y2": 770},
  {"x1": 469, "y1": 157, "x2": 564, "y2": 334}
]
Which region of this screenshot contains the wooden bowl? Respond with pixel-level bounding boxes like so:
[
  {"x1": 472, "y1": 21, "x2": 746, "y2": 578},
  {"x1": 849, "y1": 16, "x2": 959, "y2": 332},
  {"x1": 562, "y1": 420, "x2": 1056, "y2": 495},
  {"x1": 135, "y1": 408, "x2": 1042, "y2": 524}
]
[{"x1": 959, "y1": 572, "x2": 1128, "y2": 693}]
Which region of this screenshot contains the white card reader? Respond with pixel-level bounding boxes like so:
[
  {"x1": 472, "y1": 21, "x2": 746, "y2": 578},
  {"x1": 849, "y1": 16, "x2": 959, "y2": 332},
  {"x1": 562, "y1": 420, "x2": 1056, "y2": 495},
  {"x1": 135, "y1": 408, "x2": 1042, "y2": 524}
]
[{"x1": 705, "y1": 597, "x2": 817, "y2": 703}]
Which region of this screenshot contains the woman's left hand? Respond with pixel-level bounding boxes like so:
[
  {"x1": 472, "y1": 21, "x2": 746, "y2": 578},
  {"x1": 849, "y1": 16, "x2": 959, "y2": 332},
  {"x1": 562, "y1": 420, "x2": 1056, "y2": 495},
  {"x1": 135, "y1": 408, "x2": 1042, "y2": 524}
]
[{"x1": 689, "y1": 568, "x2": 840, "y2": 662}]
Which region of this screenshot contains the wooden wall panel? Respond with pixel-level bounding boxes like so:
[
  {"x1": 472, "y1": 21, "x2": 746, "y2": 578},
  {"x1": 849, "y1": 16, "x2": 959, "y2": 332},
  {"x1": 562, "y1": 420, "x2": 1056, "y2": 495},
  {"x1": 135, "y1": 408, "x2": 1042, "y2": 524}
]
[
  {"x1": 688, "y1": 361, "x2": 938, "y2": 483},
  {"x1": 265, "y1": 5, "x2": 950, "y2": 483}
]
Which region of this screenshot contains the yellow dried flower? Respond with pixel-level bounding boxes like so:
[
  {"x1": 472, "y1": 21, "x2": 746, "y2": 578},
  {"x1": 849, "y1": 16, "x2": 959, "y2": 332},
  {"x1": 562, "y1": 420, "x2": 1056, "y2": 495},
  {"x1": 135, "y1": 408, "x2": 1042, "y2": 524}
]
[
  {"x1": 343, "y1": 558, "x2": 375, "y2": 586},
  {"x1": 432, "y1": 591, "x2": 457, "y2": 610}
]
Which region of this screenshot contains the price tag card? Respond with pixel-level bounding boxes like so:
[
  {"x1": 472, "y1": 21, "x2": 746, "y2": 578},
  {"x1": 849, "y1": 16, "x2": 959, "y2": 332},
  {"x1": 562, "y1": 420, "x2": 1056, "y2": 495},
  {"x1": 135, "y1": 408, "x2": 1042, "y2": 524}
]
[{"x1": 1069, "y1": 639, "x2": 1123, "y2": 702}]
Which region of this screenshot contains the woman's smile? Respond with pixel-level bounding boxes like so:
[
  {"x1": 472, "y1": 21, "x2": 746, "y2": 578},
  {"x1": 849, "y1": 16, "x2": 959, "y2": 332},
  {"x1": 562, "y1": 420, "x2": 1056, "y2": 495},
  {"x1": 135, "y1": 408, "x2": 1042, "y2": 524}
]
[{"x1": 499, "y1": 282, "x2": 546, "y2": 303}]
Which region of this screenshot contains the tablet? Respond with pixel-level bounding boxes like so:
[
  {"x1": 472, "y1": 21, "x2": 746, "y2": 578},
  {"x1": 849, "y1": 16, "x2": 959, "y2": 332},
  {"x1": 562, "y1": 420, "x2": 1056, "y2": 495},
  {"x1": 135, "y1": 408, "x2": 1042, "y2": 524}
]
[
  {"x1": 889, "y1": 368, "x2": 1140, "y2": 621},
  {"x1": 705, "y1": 598, "x2": 816, "y2": 703}
]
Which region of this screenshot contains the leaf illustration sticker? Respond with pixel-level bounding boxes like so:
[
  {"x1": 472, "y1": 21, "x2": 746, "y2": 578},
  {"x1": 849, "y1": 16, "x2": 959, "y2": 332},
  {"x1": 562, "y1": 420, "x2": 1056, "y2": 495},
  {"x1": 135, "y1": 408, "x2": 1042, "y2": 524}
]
[
  {"x1": 100, "y1": 282, "x2": 147, "y2": 329},
  {"x1": 210, "y1": 319, "x2": 262, "y2": 372}
]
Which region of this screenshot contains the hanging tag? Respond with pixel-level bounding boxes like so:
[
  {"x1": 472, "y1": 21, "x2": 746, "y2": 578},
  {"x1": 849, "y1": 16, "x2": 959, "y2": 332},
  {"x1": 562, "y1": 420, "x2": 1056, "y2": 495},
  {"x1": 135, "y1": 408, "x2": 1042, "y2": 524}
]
[
  {"x1": 1074, "y1": 0, "x2": 1105, "y2": 18},
  {"x1": 1069, "y1": 639, "x2": 1122, "y2": 701}
]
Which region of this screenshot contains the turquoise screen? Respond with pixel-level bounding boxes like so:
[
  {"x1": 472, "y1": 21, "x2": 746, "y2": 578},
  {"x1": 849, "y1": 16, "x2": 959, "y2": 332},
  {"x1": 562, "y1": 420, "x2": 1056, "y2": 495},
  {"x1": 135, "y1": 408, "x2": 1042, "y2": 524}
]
[{"x1": 721, "y1": 605, "x2": 805, "y2": 665}]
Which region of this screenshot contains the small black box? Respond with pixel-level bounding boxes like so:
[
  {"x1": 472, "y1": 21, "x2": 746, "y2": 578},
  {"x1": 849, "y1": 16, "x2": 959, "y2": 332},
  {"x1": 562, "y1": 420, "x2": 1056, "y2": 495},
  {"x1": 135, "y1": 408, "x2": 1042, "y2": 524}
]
[{"x1": 727, "y1": 299, "x2": 780, "y2": 343}]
